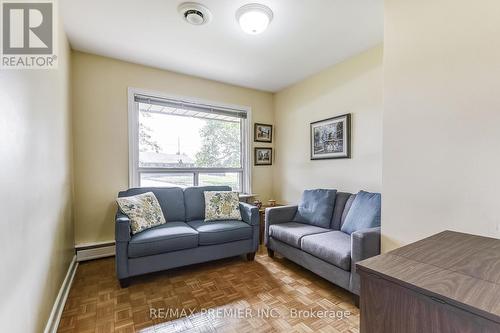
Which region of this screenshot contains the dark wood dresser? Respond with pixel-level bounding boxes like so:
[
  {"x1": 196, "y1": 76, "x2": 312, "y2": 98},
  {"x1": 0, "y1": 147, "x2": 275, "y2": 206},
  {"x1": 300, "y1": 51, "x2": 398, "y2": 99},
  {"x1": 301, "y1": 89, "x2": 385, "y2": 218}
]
[{"x1": 357, "y1": 231, "x2": 500, "y2": 333}]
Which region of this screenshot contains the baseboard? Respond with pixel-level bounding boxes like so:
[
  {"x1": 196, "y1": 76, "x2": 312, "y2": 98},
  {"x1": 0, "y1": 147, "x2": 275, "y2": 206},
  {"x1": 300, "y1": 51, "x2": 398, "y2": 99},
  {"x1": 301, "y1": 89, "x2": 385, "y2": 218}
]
[
  {"x1": 76, "y1": 241, "x2": 115, "y2": 261},
  {"x1": 44, "y1": 255, "x2": 78, "y2": 333}
]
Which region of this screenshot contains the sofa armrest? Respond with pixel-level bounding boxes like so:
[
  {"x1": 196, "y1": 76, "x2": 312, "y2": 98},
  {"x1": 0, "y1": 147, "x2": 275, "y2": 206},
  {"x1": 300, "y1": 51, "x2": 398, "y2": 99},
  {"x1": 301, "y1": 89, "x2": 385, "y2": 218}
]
[
  {"x1": 115, "y1": 210, "x2": 131, "y2": 280},
  {"x1": 115, "y1": 211, "x2": 131, "y2": 242},
  {"x1": 265, "y1": 205, "x2": 298, "y2": 225},
  {"x1": 239, "y1": 202, "x2": 259, "y2": 226},
  {"x1": 349, "y1": 227, "x2": 381, "y2": 295},
  {"x1": 351, "y1": 227, "x2": 381, "y2": 264},
  {"x1": 264, "y1": 205, "x2": 298, "y2": 245}
]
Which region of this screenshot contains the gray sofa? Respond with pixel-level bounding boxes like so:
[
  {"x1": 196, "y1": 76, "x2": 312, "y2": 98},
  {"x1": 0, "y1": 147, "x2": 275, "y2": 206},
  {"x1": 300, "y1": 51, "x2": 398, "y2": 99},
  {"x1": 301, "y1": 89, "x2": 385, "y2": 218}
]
[
  {"x1": 264, "y1": 190, "x2": 381, "y2": 299},
  {"x1": 115, "y1": 186, "x2": 259, "y2": 287}
]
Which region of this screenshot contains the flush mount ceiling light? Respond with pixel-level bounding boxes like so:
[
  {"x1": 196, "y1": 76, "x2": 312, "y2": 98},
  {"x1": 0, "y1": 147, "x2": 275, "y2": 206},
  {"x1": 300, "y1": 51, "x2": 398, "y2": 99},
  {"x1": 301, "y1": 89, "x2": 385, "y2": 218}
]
[
  {"x1": 178, "y1": 2, "x2": 212, "y2": 26},
  {"x1": 236, "y1": 3, "x2": 273, "y2": 35}
]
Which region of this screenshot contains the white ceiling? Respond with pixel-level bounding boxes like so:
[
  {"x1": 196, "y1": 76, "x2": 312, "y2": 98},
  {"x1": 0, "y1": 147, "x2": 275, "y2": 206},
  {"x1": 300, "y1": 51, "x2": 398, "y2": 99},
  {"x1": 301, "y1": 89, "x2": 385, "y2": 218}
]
[{"x1": 61, "y1": 0, "x2": 383, "y2": 92}]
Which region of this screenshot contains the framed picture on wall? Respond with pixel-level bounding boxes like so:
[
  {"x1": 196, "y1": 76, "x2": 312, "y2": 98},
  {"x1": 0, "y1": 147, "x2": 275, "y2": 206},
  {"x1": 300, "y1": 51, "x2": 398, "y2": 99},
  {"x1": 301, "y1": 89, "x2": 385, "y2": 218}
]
[
  {"x1": 254, "y1": 148, "x2": 273, "y2": 165},
  {"x1": 310, "y1": 113, "x2": 351, "y2": 160},
  {"x1": 254, "y1": 123, "x2": 273, "y2": 143}
]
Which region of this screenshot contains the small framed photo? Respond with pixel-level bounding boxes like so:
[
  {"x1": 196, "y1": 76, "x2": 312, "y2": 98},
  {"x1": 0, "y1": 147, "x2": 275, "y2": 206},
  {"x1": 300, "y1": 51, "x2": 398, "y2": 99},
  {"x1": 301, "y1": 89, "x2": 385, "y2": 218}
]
[
  {"x1": 254, "y1": 123, "x2": 273, "y2": 143},
  {"x1": 310, "y1": 113, "x2": 351, "y2": 160},
  {"x1": 254, "y1": 148, "x2": 273, "y2": 166}
]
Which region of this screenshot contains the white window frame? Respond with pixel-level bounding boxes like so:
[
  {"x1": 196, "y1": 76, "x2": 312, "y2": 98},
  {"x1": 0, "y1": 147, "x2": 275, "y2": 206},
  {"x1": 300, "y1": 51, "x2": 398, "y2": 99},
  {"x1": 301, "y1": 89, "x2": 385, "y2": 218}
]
[{"x1": 127, "y1": 87, "x2": 252, "y2": 194}]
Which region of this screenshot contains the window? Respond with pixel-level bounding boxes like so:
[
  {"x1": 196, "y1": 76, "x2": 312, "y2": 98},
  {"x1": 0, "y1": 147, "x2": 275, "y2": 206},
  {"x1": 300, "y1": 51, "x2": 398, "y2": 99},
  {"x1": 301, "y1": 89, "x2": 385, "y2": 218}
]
[{"x1": 128, "y1": 89, "x2": 251, "y2": 193}]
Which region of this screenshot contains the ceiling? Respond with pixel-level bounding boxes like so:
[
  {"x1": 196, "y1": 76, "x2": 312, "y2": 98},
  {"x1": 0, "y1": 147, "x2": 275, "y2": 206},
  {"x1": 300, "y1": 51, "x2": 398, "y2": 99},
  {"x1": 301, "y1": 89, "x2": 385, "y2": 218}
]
[{"x1": 61, "y1": 0, "x2": 383, "y2": 92}]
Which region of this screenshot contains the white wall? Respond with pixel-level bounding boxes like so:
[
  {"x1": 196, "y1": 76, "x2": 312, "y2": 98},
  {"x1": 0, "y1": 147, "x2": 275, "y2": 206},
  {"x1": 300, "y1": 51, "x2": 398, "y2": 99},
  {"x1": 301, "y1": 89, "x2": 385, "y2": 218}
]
[
  {"x1": 382, "y1": 0, "x2": 500, "y2": 251},
  {"x1": 0, "y1": 15, "x2": 74, "y2": 333},
  {"x1": 273, "y1": 46, "x2": 383, "y2": 203}
]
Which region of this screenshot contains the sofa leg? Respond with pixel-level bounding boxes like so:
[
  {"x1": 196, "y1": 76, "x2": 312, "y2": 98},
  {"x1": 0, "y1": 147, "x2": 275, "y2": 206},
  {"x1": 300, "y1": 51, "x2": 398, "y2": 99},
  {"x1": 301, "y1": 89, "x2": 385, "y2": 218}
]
[
  {"x1": 353, "y1": 294, "x2": 360, "y2": 308},
  {"x1": 267, "y1": 248, "x2": 274, "y2": 258},
  {"x1": 119, "y1": 278, "x2": 131, "y2": 288},
  {"x1": 246, "y1": 252, "x2": 256, "y2": 261}
]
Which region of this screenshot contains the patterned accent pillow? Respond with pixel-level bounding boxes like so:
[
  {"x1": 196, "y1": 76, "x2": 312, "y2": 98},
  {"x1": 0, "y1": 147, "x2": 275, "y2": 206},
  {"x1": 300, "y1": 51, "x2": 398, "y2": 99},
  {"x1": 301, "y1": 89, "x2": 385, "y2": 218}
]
[
  {"x1": 204, "y1": 191, "x2": 242, "y2": 222},
  {"x1": 116, "y1": 192, "x2": 166, "y2": 234}
]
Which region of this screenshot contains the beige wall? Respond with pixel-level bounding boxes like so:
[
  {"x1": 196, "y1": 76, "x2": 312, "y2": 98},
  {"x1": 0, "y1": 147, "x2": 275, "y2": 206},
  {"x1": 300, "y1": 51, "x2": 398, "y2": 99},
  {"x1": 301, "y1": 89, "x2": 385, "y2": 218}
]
[
  {"x1": 273, "y1": 46, "x2": 383, "y2": 204},
  {"x1": 382, "y1": 0, "x2": 500, "y2": 251},
  {"x1": 72, "y1": 52, "x2": 274, "y2": 245},
  {"x1": 0, "y1": 20, "x2": 74, "y2": 333}
]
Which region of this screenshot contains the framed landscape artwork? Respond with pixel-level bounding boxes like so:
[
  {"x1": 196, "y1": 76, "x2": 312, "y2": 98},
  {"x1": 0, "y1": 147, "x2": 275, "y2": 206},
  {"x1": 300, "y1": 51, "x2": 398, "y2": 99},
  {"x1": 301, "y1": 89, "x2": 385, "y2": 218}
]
[
  {"x1": 254, "y1": 147, "x2": 272, "y2": 166},
  {"x1": 254, "y1": 123, "x2": 273, "y2": 143},
  {"x1": 310, "y1": 113, "x2": 351, "y2": 160}
]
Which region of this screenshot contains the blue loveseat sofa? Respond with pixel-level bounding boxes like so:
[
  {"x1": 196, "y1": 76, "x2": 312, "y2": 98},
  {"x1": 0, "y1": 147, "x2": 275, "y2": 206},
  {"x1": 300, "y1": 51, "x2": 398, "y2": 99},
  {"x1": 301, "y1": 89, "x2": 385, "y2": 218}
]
[
  {"x1": 265, "y1": 189, "x2": 381, "y2": 299},
  {"x1": 115, "y1": 186, "x2": 259, "y2": 287}
]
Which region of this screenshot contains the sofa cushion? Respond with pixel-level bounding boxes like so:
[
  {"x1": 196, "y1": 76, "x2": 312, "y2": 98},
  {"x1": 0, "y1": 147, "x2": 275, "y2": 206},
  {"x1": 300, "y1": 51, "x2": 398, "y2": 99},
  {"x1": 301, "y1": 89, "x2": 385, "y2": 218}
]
[
  {"x1": 187, "y1": 220, "x2": 252, "y2": 245},
  {"x1": 128, "y1": 222, "x2": 198, "y2": 258},
  {"x1": 330, "y1": 192, "x2": 353, "y2": 230},
  {"x1": 341, "y1": 191, "x2": 381, "y2": 235},
  {"x1": 340, "y1": 194, "x2": 356, "y2": 228},
  {"x1": 184, "y1": 186, "x2": 232, "y2": 221},
  {"x1": 204, "y1": 191, "x2": 242, "y2": 222},
  {"x1": 116, "y1": 192, "x2": 166, "y2": 235},
  {"x1": 293, "y1": 189, "x2": 337, "y2": 228},
  {"x1": 119, "y1": 187, "x2": 186, "y2": 222},
  {"x1": 301, "y1": 231, "x2": 351, "y2": 270},
  {"x1": 269, "y1": 222, "x2": 330, "y2": 248}
]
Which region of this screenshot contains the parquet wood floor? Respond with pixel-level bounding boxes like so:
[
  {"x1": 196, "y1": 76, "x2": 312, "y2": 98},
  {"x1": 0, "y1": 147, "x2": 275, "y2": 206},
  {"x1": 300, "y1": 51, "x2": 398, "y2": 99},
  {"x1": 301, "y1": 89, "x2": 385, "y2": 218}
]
[{"x1": 58, "y1": 246, "x2": 359, "y2": 333}]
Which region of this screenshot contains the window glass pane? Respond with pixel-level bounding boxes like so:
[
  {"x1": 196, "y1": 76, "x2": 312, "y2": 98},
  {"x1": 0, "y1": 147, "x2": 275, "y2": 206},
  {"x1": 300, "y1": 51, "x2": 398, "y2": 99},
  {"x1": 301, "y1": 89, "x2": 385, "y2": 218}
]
[
  {"x1": 199, "y1": 173, "x2": 240, "y2": 192},
  {"x1": 138, "y1": 104, "x2": 241, "y2": 169},
  {"x1": 140, "y1": 173, "x2": 194, "y2": 188}
]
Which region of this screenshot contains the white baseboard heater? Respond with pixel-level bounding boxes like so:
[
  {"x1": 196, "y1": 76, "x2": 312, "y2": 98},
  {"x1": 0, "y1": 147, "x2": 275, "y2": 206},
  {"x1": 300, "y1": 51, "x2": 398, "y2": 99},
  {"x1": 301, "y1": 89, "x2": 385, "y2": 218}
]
[{"x1": 76, "y1": 241, "x2": 115, "y2": 262}]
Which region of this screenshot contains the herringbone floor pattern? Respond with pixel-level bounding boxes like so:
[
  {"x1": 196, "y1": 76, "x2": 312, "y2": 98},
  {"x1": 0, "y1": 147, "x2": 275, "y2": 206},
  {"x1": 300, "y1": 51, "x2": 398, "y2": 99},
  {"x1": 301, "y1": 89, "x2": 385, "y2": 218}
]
[{"x1": 57, "y1": 247, "x2": 359, "y2": 333}]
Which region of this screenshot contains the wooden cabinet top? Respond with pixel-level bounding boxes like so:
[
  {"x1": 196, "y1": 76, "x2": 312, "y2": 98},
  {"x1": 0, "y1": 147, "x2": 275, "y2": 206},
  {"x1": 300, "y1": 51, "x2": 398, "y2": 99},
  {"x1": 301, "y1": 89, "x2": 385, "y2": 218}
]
[{"x1": 357, "y1": 230, "x2": 500, "y2": 324}]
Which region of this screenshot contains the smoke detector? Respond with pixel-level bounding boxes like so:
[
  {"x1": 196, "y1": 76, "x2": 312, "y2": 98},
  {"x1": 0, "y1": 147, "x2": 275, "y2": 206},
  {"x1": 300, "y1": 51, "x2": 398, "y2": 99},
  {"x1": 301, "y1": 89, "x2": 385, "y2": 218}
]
[{"x1": 178, "y1": 2, "x2": 212, "y2": 26}]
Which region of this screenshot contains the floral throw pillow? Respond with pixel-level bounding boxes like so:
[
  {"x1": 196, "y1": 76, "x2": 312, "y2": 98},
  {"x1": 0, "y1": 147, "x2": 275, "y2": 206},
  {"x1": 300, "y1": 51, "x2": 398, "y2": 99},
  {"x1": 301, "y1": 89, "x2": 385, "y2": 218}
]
[
  {"x1": 204, "y1": 191, "x2": 242, "y2": 222},
  {"x1": 116, "y1": 192, "x2": 166, "y2": 234}
]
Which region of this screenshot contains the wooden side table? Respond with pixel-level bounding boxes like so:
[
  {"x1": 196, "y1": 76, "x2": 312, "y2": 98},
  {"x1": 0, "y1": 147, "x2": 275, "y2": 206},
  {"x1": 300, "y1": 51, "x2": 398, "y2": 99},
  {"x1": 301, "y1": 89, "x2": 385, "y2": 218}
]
[{"x1": 258, "y1": 205, "x2": 283, "y2": 244}]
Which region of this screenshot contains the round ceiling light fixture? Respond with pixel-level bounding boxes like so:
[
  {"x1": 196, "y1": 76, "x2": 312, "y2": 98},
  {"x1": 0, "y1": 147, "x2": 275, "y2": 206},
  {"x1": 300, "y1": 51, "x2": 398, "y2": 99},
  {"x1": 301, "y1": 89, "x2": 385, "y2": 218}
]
[
  {"x1": 178, "y1": 2, "x2": 212, "y2": 26},
  {"x1": 236, "y1": 3, "x2": 273, "y2": 35}
]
